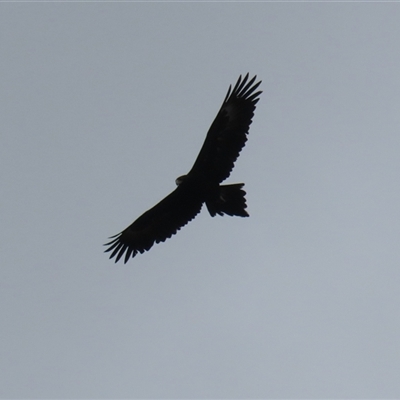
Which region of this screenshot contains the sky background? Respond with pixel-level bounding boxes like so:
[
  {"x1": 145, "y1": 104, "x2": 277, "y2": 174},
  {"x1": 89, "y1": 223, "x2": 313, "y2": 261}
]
[{"x1": 1, "y1": 2, "x2": 400, "y2": 398}]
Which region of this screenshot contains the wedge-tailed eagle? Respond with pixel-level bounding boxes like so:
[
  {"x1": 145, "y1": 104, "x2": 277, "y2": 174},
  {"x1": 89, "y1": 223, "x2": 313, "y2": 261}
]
[{"x1": 105, "y1": 74, "x2": 262, "y2": 263}]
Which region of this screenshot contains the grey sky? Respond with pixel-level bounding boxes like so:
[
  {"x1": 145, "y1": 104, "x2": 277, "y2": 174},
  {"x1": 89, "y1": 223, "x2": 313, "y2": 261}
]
[{"x1": 1, "y1": 3, "x2": 400, "y2": 398}]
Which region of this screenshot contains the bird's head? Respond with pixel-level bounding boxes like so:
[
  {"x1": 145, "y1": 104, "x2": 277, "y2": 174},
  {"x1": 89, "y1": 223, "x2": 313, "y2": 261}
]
[{"x1": 175, "y1": 175, "x2": 187, "y2": 186}]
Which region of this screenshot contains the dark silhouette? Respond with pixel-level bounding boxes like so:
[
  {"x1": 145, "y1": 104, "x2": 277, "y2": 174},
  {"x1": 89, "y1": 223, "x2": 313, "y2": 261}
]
[{"x1": 105, "y1": 74, "x2": 262, "y2": 263}]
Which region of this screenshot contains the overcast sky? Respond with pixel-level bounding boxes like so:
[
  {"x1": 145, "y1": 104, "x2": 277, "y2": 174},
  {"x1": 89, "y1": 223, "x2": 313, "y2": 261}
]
[{"x1": 1, "y1": 2, "x2": 400, "y2": 398}]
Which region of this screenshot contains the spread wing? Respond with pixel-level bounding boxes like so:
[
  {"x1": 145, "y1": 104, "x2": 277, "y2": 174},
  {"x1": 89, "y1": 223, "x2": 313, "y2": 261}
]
[
  {"x1": 104, "y1": 185, "x2": 203, "y2": 263},
  {"x1": 187, "y1": 73, "x2": 262, "y2": 184}
]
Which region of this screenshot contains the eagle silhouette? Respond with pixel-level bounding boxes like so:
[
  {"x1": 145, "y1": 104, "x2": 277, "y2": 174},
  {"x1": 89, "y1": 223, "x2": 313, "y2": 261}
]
[{"x1": 105, "y1": 74, "x2": 262, "y2": 263}]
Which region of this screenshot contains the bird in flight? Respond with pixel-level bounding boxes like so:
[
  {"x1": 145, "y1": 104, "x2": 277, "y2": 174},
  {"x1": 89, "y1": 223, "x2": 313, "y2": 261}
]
[{"x1": 105, "y1": 74, "x2": 262, "y2": 263}]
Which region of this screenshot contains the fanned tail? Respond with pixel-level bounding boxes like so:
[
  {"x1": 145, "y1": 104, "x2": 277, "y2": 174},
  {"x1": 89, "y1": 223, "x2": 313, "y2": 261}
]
[{"x1": 206, "y1": 183, "x2": 248, "y2": 217}]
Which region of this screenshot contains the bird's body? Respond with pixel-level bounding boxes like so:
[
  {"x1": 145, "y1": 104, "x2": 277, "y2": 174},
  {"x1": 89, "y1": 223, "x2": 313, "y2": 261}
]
[{"x1": 105, "y1": 74, "x2": 262, "y2": 263}]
